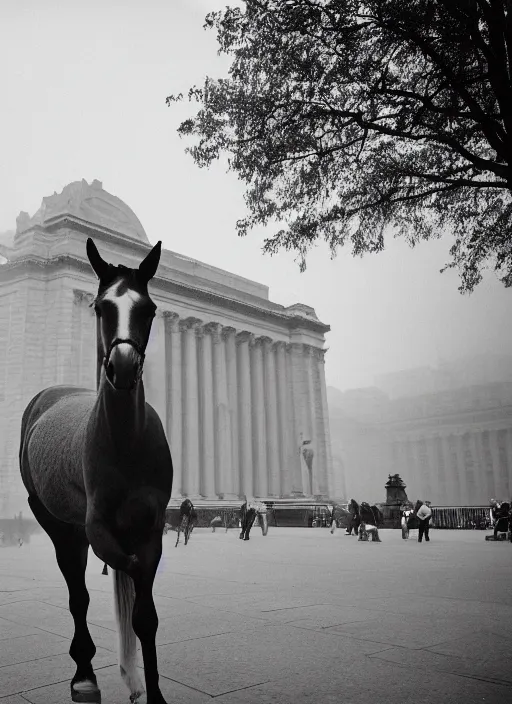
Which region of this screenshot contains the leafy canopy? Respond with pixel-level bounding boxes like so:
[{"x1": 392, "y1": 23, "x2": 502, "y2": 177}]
[{"x1": 167, "y1": 0, "x2": 512, "y2": 292}]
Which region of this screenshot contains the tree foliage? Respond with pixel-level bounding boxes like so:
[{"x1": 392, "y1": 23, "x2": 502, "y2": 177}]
[{"x1": 167, "y1": 0, "x2": 512, "y2": 291}]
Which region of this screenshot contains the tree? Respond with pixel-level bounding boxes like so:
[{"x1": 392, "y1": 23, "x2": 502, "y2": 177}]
[{"x1": 167, "y1": 0, "x2": 512, "y2": 292}]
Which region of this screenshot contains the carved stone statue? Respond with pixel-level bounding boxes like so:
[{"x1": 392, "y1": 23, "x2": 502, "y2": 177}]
[
  {"x1": 300, "y1": 437, "x2": 315, "y2": 495},
  {"x1": 384, "y1": 474, "x2": 409, "y2": 506}
]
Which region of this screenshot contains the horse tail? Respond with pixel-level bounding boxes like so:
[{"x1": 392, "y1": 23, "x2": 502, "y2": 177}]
[{"x1": 112, "y1": 569, "x2": 145, "y2": 699}]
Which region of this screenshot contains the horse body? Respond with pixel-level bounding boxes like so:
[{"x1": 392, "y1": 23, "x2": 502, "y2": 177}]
[
  {"x1": 175, "y1": 499, "x2": 197, "y2": 546},
  {"x1": 21, "y1": 389, "x2": 94, "y2": 523},
  {"x1": 19, "y1": 239, "x2": 172, "y2": 704}
]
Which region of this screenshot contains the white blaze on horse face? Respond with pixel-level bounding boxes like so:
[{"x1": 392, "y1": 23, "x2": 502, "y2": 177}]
[{"x1": 103, "y1": 281, "x2": 142, "y2": 339}]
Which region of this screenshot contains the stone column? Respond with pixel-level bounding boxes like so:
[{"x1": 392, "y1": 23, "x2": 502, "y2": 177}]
[
  {"x1": 198, "y1": 324, "x2": 216, "y2": 499},
  {"x1": 489, "y1": 429, "x2": 506, "y2": 499},
  {"x1": 496, "y1": 428, "x2": 510, "y2": 500},
  {"x1": 460, "y1": 433, "x2": 477, "y2": 505},
  {"x1": 479, "y1": 430, "x2": 496, "y2": 500},
  {"x1": 404, "y1": 438, "x2": 418, "y2": 501},
  {"x1": 165, "y1": 313, "x2": 182, "y2": 499},
  {"x1": 144, "y1": 310, "x2": 167, "y2": 431},
  {"x1": 72, "y1": 290, "x2": 96, "y2": 388},
  {"x1": 425, "y1": 435, "x2": 440, "y2": 505},
  {"x1": 452, "y1": 433, "x2": 465, "y2": 504},
  {"x1": 438, "y1": 435, "x2": 453, "y2": 505},
  {"x1": 236, "y1": 331, "x2": 254, "y2": 498},
  {"x1": 470, "y1": 431, "x2": 485, "y2": 505},
  {"x1": 433, "y1": 435, "x2": 447, "y2": 504},
  {"x1": 289, "y1": 342, "x2": 306, "y2": 496},
  {"x1": 251, "y1": 336, "x2": 268, "y2": 497},
  {"x1": 312, "y1": 347, "x2": 331, "y2": 498},
  {"x1": 263, "y1": 339, "x2": 280, "y2": 497},
  {"x1": 416, "y1": 437, "x2": 432, "y2": 502},
  {"x1": 276, "y1": 341, "x2": 293, "y2": 496},
  {"x1": 304, "y1": 345, "x2": 316, "y2": 442},
  {"x1": 211, "y1": 323, "x2": 236, "y2": 499},
  {"x1": 180, "y1": 317, "x2": 202, "y2": 498},
  {"x1": 224, "y1": 327, "x2": 239, "y2": 497}
]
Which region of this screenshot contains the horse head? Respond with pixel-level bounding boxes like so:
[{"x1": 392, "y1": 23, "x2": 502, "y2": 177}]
[
  {"x1": 180, "y1": 499, "x2": 194, "y2": 516},
  {"x1": 349, "y1": 499, "x2": 359, "y2": 514},
  {"x1": 87, "y1": 238, "x2": 161, "y2": 391}
]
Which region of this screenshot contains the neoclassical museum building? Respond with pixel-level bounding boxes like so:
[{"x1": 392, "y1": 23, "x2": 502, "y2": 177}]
[{"x1": 0, "y1": 180, "x2": 335, "y2": 517}]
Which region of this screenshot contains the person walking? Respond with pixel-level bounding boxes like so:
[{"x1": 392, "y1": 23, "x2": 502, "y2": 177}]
[{"x1": 415, "y1": 500, "x2": 432, "y2": 543}]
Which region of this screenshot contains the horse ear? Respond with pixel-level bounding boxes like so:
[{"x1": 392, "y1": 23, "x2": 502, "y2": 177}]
[
  {"x1": 138, "y1": 241, "x2": 161, "y2": 283},
  {"x1": 86, "y1": 238, "x2": 110, "y2": 281}
]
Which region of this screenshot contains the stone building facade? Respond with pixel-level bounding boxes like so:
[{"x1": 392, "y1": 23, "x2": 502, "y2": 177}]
[
  {"x1": 329, "y1": 383, "x2": 512, "y2": 506},
  {"x1": 0, "y1": 180, "x2": 334, "y2": 517}
]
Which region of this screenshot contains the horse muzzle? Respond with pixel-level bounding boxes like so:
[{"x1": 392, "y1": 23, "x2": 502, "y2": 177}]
[{"x1": 105, "y1": 342, "x2": 143, "y2": 391}]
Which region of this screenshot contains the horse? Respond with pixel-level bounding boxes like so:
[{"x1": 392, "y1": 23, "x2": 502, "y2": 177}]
[
  {"x1": 19, "y1": 238, "x2": 173, "y2": 704},
  {"x1": 239, "y1": 500, "x2": 268, "y2": 540},
  {"x1": 358, "y1": 503, "x2": 383, "y2": 542},
  {"x1": 330, "y1": 503, "x2": 350, "y2": 534},
  {"x1": 175, "y1": 499, "x2": 197, "y2": 547},
  {"x1": 345, "y1": 499, "x2": 361, "y2": 536}
]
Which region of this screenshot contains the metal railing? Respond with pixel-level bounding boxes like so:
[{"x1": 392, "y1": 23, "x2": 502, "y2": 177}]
[{"x1": 430, "y1": 506, "x2": 491, "y2": 529}]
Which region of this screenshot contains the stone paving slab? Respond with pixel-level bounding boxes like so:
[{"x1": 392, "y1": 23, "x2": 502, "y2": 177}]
[
  {"x1": 369, "y1": 645, "x2": 512, "y2": 687},
  {"x1": 21, "y1": 666, "x2": 210, "y2": 704},
  {"x1": 1, "y1": 527, "x2": 511, "y2": 704},
  {"x1": 214, "y1": 656, "x2": 511, "y2": 704}
]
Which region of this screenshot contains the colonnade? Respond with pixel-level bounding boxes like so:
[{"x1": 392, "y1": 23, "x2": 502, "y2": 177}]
[
  {"x1": 392, "y1": 427, "x2": 512, "y2": 505},
  {"x1": 158, "y1": 314, "x2": 332, "y2": 500}
]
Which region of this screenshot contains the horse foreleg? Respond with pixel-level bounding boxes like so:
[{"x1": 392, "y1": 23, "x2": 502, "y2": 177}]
[
  {"x1": 184, "y1": 519, "x2": 194, "y2": 546},
  {"x1": 28, "y1": 496, "x2": 100, "y2": 702},
  {"x1": 131, "y1": 537, "x2": 167, "y2": 704},
  {"x1": 244, "y1": 512, "x2": 256, "y2": 540},
  {"x1": 175, "y1": 526, "x2": 181, "y2": 547}
]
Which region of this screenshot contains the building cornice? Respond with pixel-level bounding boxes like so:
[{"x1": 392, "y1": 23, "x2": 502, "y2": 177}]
[{"x1": 0, "y1": 254, "x2": 330, "y2": 334}]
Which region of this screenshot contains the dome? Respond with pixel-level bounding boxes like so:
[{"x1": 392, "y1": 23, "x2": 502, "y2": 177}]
[{"x1": 16, "y1": 179, "x2": 149, "y2": 244}]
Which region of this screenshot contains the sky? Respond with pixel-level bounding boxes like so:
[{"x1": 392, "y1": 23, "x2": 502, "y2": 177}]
[{"x1": 1, "y1": 0, "x2": 511, "y2": 391}]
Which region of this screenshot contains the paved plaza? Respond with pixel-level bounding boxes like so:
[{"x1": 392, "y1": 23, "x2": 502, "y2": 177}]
[{"x1": 0, "y1": 527, "x2": 511, "y2": 704}]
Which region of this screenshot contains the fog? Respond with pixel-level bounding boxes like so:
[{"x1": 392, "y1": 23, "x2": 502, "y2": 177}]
[{"x1": 1, "y1": 0, "x2": 510, "y2": 393}]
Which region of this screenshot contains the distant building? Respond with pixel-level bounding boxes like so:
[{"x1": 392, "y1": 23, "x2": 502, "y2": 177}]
[
  {"x1": 375, "y1": 356, "x2": 512, "y2": 399},
  {"x1": 329, "y1": 377, "x2": 512, "y2": 506},
  {"x1": 0, "y1": 179, "x2": 334, "y2": 516}
]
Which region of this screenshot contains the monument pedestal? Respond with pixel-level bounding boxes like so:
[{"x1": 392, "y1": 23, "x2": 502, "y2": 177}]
[{"x1": 381, "y1": 474, "x2": 410, "y2": 529}]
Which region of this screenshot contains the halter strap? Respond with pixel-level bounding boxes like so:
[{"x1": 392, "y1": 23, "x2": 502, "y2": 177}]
[{"x1": 103, "y1": 338, "x2": 146, "y2": 383}]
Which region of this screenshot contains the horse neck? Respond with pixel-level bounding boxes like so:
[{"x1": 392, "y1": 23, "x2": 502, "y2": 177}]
[{"x1": 95, "y1": 372, "x2": 146, "y2": 454}]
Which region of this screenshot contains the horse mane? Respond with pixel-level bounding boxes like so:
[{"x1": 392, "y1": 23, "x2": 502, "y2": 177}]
[{"x1": 349, "y1": 499, "x2": 359, "y2": 513}]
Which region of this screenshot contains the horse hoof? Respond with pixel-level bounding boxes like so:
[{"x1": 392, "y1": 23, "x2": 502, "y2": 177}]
[
  {"x1": 71, "y1": 681, "x2": 101, "y2": 703},
  {"x1": 129, "y1": 691, "x2": 147, "y2": 704}
]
